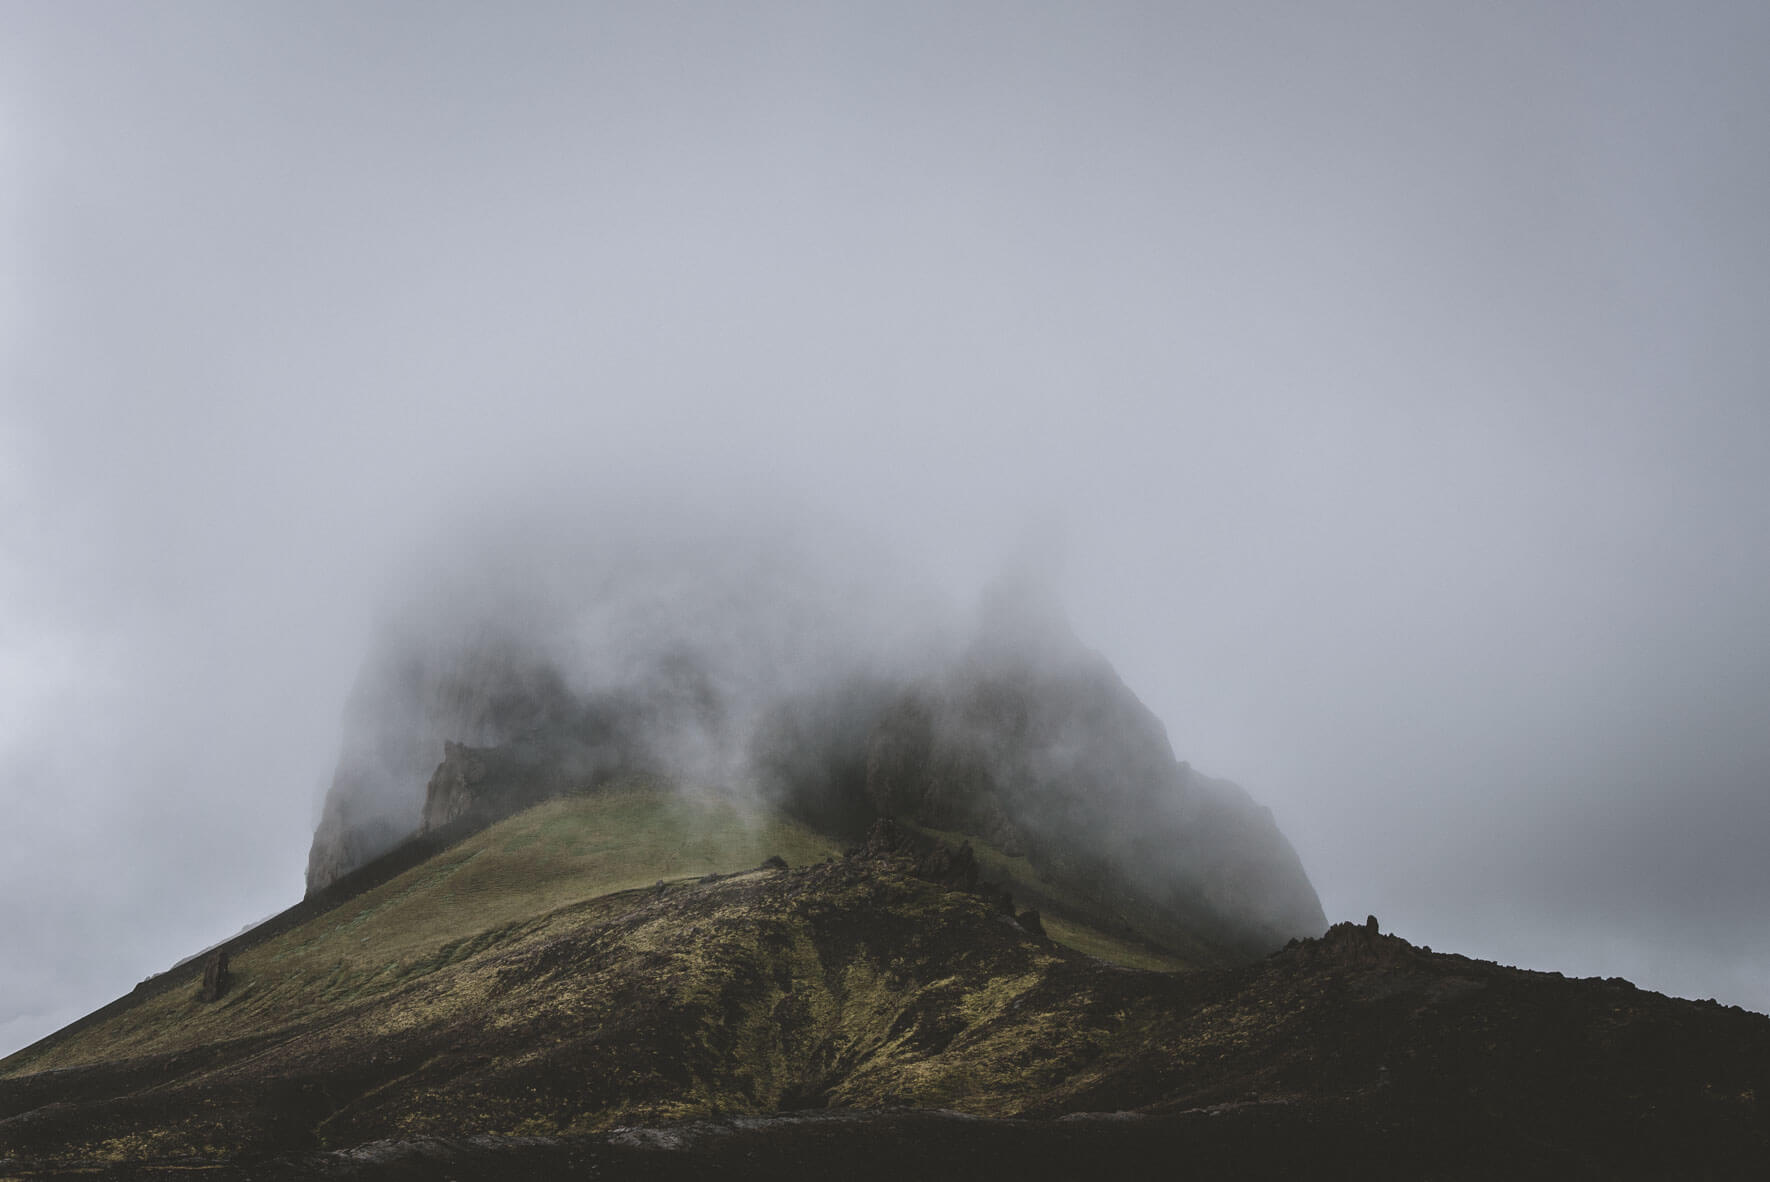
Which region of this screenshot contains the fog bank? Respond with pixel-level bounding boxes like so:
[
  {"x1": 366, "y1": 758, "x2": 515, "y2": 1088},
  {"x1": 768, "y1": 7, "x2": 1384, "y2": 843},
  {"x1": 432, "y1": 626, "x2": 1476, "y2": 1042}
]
[{"x1": 5, "y1": 2, "x2": 1769, "y2": 1054}]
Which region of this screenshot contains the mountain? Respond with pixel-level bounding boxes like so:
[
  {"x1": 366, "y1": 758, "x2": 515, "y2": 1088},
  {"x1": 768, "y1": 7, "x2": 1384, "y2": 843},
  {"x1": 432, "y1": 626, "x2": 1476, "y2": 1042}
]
[
  {"x1": 4, "y1": 578, "x2": 1766, "y2": 1176},
  {"x1": 306, "y1": 574, "x2": 1326, "y2": 969},
  {"x1": 2, "y1": 786, "x2": 1766, "y2": 1177}
]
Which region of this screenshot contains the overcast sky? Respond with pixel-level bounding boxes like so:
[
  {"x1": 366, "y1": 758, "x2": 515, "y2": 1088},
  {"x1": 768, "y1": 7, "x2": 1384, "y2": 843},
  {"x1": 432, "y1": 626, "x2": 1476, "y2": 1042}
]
[{"x1": 4, "y1": 1, "x2": 1768, "y2": 1056}]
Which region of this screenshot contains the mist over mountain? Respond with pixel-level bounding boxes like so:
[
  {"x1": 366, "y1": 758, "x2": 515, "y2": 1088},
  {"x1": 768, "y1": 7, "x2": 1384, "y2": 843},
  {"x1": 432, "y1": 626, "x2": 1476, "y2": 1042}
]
[
  {"x1": 3, "y1": 513, "x2": 1749, "y2": 1175},
  {"x1": 307, "y1": 510, "x2": 941, "y2": 883},
  {"x1": 6, "y1": 0, "x2": 1770, "y2": 1070},
  {"x1": 306, "y1": 509, "x2": 1324, "y2": 963}
]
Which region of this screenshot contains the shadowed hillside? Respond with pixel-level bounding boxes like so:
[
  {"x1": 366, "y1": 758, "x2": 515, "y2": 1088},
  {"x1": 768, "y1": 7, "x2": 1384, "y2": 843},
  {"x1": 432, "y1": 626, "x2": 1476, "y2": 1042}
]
[{"x1": 3, "y1": 789, "x2": 1766, "y2": 1177}]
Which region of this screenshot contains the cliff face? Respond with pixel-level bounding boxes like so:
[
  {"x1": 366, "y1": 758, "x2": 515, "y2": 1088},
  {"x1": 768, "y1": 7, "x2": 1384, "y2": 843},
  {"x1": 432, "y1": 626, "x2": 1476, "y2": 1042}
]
[{"x1": 304, "y1": 625, "x2": 572, "y2": 892}]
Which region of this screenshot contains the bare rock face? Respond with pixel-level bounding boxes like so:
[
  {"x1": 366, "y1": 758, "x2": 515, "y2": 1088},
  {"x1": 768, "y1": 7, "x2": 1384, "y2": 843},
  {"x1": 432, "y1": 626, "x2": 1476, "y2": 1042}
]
[
  {"x1": 420, "y1": 741, "x2": 488, "y2": 832},
  {"x1": 309, "y1": 644, "x2": 745, "y2": 894},
  {"x1": 305, "y1": 625, "x2": 573, "y2": 894},
  {"x1": 914, "y1": 839, "x2": 981, "y2": 893},
  {"x1": 198, "y1": 950, "x2": 229, "y2": 1003},
  {"x1": 414, "y1": 722, "x2": 626, "y2": 837}
]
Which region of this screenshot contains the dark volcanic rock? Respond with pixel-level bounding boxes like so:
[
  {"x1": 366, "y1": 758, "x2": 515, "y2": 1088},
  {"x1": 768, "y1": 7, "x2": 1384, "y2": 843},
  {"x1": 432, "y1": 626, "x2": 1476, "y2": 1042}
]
[
  {"x1": 420, "y1": 741, "x2": 488, "y2": 831},
  {"x1": 197, "y1": 950, "x2": 229, "y2": 1003},
  {"x1": 862, "y1": 816, "x2": 908, "y2": 858},
  {"x1": 915, "y1": 839, "x2": 981, "y2": 893}
]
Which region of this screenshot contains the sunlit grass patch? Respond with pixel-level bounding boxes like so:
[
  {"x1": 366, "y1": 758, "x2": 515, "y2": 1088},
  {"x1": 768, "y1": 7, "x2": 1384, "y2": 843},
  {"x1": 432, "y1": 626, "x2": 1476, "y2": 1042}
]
[{"x1": 7, "y1": 780, "x2": 839, "y2": 1074}]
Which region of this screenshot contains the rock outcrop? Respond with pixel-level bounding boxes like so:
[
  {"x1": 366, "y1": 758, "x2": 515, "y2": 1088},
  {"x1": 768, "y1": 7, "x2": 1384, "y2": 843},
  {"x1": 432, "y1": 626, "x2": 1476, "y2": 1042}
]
[
  {"x1": 197, "y1": 950, "x2": 229, "y2": 1003},
  {"x1": 420, "y1": 741, "x2": 489, "y2": 832},
  {"x1": 305, "y1": 623, "x2": 573, "y2": 892}
]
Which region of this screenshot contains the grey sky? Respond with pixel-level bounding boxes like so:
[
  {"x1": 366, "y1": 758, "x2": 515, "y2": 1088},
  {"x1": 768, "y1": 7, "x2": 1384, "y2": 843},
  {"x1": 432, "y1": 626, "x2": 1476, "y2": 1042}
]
[{"x1": 4, "y1": 2, "x2": 1769, "y2": 1054}]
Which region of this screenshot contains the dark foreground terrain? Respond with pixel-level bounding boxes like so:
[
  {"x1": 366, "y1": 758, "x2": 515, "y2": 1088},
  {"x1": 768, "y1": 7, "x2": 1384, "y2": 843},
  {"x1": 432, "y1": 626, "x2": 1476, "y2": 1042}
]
[
  {"x1": 11, "y1": 1102, "x2": 1746, "y2": 1181},
  {"x1": 4, "y1": 804, "x2": 1767, "y2": 1178}
]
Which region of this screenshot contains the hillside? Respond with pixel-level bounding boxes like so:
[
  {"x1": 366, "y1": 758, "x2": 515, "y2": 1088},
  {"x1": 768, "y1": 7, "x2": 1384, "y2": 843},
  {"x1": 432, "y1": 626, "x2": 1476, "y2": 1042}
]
[
  {"x1": 7, "y1": 575, "x2": 1764, "y2": 1178},
  {"x1": 5, "y1": 784, "x2": 831, "y2": 1076},
  {"x1": 4, "y1": 784, "x2": 1768, "y2": 1177}
]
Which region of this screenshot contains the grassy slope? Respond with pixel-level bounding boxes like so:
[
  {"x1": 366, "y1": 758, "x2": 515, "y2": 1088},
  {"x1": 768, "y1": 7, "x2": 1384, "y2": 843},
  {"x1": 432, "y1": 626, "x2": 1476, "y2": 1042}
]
[
  {"x1": 3, "y1": 783, "x2": 1170, "y2": 1080},
  {"x1": 3, "y1": 783, "x2": 839, "y2": 1076}
]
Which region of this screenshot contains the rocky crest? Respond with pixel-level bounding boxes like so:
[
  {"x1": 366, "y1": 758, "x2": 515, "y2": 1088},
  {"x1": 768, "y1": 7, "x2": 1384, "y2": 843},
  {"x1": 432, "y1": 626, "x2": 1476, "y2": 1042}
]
[
  {"x1": 305, "y1": 626, "x2": 572, "y2": 892},
  {"x1": 420, "y1": 741, "x2": 488, "y2": 831}
]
